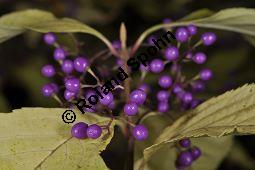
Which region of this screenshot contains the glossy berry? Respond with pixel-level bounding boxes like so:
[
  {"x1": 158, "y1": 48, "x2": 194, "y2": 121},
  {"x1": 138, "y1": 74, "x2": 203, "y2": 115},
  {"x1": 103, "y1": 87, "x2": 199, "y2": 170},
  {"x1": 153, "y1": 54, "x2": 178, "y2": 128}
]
[
  {"x1": 175, "y1": 27, "x2": 189, "y2": 42},
  {"x1": 177, "y1": 151, "x2": 193, "y2": 167},
  {"x1": 190, "y1": 147, "x2": 201, "y2": 160},
  {"x1": 182, "y1": 92, "x2": 193, "y2": 104},
  {"x1": 62, "y1": 60, "x2": 74, "y2": 74},
  {"x1": 100, "y1": 92, "x2": 114, "y2": 106},
  {"x1": 201, "y1": 32, "x2": 217, "y2": 46},
  {"x1": 179, "y1": 139, "x2": 191, "y2": 148},
  {"x1": 41, "y1": 65, "x2": 56, "y2": 77},
  {"x1": 54, "y1": 47, "x2": 66, "y2": 61},
  {"x1": 165, "y1": 46, "x2": 179, "y2": 61},
  {"x1": 149, "y1": 59, "x2": 164, "y2": 73},
  {"x1": 74, "y1": 57, "x2": 89, "y2": 72},
  {"x1": 86, "y1": 124, "x2": 102, "y2": 139},
  {"x1": 132, "y1": 125, "x2": 148, "y2": 141},
  {"x1": 158, "y1": 75, "x2": 172, "y2": 88},
  {"x1": 157, "y1": 90, "x2": 170, "y2": 101},
  {"x1": 41, "y1": 83, "x2": 55, "y2": 97},
  {"x1": 71, "y1": 122, "x2": 88, "y2": 139},
  {"x1": 124, "y1": 102, "x2": 138, "y2": 116},
  {"x1": 193, "y1": 52, "x2": 207, "y2": 64},
  {"x1": 199, "y1": 68, "x2": 213, "y2": 81},
  {"x1": 130, "y1": 89, "x2": 147, "y2": 105},
  {"x1": 65, "y1": 78, "x2": 80, "y2": 93},
  {"x1": 157, "y1": 101, "x2": 169, "y2": 113},
  {"x1": 187, "y1": 24, "x2": 197, "y2": 36},
  {"x1": 64, "y1": 89, "x2": 76, "y2": 101},
  {"x1": 43, "y1": 33, "x2": 56, "y2": 45}
]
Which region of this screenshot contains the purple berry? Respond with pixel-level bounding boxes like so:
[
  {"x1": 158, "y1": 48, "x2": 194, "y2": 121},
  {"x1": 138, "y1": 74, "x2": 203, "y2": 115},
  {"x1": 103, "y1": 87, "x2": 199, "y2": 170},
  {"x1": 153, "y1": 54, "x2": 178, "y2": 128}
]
[
  {"x1": 62, "y1": 59, "x2": 74, "y2": 74},
  {"x1": 192, "y1": 81, "x2": 205, "y2": 92},
  {"x1": 182, "y1": 92, "x2": 193, "y2": 104},
  {"x1": 130, "y1": 89, "x2": 147, "y2": 105},
  {"x1": 139, "y1": 83, "x2": 150, "y2": 93},
  {"x1": 163, "y1": 18, "x2": 172, "y2": 24},
  {"x1": 86, "y1": 124, "x2": 102, "y2": 139},
  {"x1": 74, "y1": 57, "x2": 89, "y2": 72},
  {"x1": 173, "y1": 84, "x2": 183, "y2": 94},
  {"x1": 148, "y1": 35, "x2": 157, "y2": 45},
  {"x1": 177, "y1": 151, "x2": 193, "y2": 167},
  {"x1": 199, "y1": 68, "x2": 213, "y2": 81},
  {"x1": 100, "y1": 92, "x2": 114, "y2": 106},
  {"x1": 112, "y1": 40, "x2": 121, "y2": 49},
  {"x1": 175, "y1": 27, "x2": 189, "y2": 42},
  {"x1": 179, "y1": 139, "x2": 191, "y2": 148},
  {"x1": 71, "y1": 122, "x2": 88, "y2": 139},
  {"x1": 157, "y1": 101, "x2": 169, "y2": 113},
  {"x1": 193, "y1": 52, "x2": 207, "y2": 64},
  {"x1": 54, "y1": 47, "x2": 66, "y2": 61},
  {"x1": 124, "y1": 102, "x2": 138, "y2": 116},
  {"x1": 41, "y1": 83, "x2": 55, "y2": 97},
  {"x1": 65, "y1": 78, "x2": 80, "y2": 93},
  {"x1": 64, "y1": 89, "x2": 76, "y2": 101},
  {"x1": 149, "y1": 59, "x2": 164, "y2": 73},
  {"x1": 132, "y1": 125, "x2": 148, "y2": 141},
  {"x1": 201, "y1": 32, "x2": 217, "y2": 46},
  {"x1": 49, "y1": 83, "x2": 59, "y2": 93},
  {"x1": 190, "y1": 147, "x2": 201, "y2": 160},
  {"x1": 158, "y1": 75, "x2": 172, "y2": 88},
  {"x1": 187, "y1": 24, "x2": 197, "y2": 36},
  {"x1": 41, "y1": 65, "x2": 56, "y2": 77},
  {"x1": 43, "y1": 33, "x2": 56, "y2": 45},
  {"x1": 157, "y1": 90, "x2": 170, "y2": 101},
  {"x1": 165, "y1": 46, "x2": 179, "y2": 61}
]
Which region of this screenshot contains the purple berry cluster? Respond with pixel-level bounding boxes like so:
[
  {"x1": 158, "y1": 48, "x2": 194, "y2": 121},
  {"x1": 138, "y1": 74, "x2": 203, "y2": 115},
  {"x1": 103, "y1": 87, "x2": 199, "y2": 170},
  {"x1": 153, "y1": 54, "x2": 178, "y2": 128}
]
[
  {"x1": 176, "y1": 139, "x2": 201, "y2": 169},
  {"x1": 71, "y1": 122, "x2": 102, "y2": 139}
]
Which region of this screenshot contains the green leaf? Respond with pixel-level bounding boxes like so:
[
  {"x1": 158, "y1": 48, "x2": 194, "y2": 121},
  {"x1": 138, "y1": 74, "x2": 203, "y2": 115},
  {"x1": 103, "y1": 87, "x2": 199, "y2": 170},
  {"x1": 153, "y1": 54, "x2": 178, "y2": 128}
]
[
  {"x1": 139, "y1": 84, "x2": 255, "y2": 168},
  {"x1": 179, "y1": 8, "x2": 214, "y2": 21},
  {"x1": 0, "y1": 108, "x2": 115, "y2": 170},
  {"x1": 0, "y1": 9, "x2": 117, "y2": 55}
]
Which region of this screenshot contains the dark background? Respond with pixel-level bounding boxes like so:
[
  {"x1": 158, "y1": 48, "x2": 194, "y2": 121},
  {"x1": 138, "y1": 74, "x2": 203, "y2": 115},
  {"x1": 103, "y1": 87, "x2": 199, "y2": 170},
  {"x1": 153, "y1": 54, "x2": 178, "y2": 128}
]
[{"x1": 0, "y1": 0, "x2": 255, "y2": 169}]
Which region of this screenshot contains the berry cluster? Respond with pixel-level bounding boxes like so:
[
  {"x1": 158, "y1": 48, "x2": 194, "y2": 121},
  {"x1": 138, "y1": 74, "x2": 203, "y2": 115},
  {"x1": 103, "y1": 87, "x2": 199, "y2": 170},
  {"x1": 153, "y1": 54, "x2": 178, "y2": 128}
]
[
  {"x1": 40, "y1": 21, "x2": 216, "y2": 168},
  {"x1": 176, "y1": 139, "x2": 201, "y2": 169}
]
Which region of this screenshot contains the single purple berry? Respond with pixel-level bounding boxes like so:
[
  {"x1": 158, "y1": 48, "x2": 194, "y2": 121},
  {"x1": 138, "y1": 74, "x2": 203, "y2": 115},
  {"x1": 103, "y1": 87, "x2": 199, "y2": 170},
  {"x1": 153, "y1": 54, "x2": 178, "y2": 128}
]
[
  {"x1": 187, "y1": 24, "x2": 197, "y2": 36},
  {"x1": 192, "y1": 80, "x2": 205, "y2": 92},
  {"x1": 49, "y1": 83, "x2": 59, "y2": 93},
  {"x1": 163, "y1": 18, "x2": 172, "y2": 24},
  {"x1": 182, "y1": 92, "x2": 193, "y2": 104},
  {"x1": 149, "y1": 59, "x2": 164, "y2": 73},
  {"x1": 165, "y1": 46, "x2": 179, "y2": 61},
  {"x1": 177, "y1": 151, "x2": 193, "y2": 167},
  {"x1": 41, "y1": 65, "x2": 56, "y2": 77},
  {"x1": 190, "y1": 147, "x2": 201, "y2": 160},
  {"x1": 71, "y1": 122, "x2": 88, "y2": 139},
  {"x1": 65, "y1": 78, "x2": 80, "y2": 93},
  {"x1": 86, "y1": 124, "x2": 102, "y2": 139},
  {"x1": 64, "y1": 89, "x2": 76, "y2": 101},
  {"x1": 62, "y1": 59, "x2": 74, "y2": 74},
  {"x1": 157, "y1": 101, "x2": 169, "y2": 113},
  {"x1": 41, "y1": 83, "x2": 55, "y2": 97},
  {"x1": 124, "y1": 102, "x2": 138, "y2": 116},
  {"x1": 175, "y1": 27, "x2": 189, "y2": 42},
  {"x1": 100, "y1": 92, "x2": 114, "y2": 106},
  {"x1": 54, "y1": 47, "x2": 66, "y2": 61},
  {"x1": 199, "y1": 68, "x2": 213, "y2": 81},
  {"x1": 201, "y1": 32, "x2": 217, "y2": 46},
  {"x1": 130, "y1": 89, "x2": 147, "y2": 105},
  {"x1": 43, "y1": 33, "x2": 56, "y2": 45},
  {"x1": 193, "y1": 52, "x2": 207, "y2": 64},
  {"x1": 139, "y1": 83, "x2": 150, "y2": 93},
  {"x1": 132, "y1": 125, "x2": 148, "y2": 141},
  {"x1": 173, "y1": 84, "x2": 183, "y2": 94},
  {"x1": 157, "y1": 90, "x2": 170, "y2": 101},
  {"x1": 74, "y1": 57, "x2": 89, "y2": 72},
  {"x1": 158, "y1": 75, "x2": 172, "y2": 88},
  {"x1": 179, "y1": 139, "x2": 191, "y2": 148},
  {"x1": 112, "y1": 40, "x2": 121, "y2": 49}
]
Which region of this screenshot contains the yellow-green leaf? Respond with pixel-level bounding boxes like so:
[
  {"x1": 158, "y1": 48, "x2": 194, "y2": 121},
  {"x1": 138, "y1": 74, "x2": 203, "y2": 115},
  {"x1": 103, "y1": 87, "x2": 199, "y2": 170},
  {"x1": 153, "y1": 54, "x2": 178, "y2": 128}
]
[
  {"x1": 140, "y1": 84, "x2": 255, "y2": 167},
  {"x1": 0, "y1": 108, "x2": 115, "y2": 170}
]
